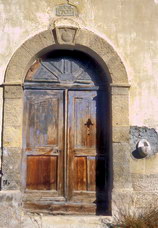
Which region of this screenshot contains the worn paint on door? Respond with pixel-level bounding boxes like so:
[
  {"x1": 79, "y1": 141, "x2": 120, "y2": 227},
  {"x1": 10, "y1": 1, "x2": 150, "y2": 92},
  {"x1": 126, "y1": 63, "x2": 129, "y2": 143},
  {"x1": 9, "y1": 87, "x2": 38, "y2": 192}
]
[
  {"x1": 24, "y1": 90, "x2": 64, "y2": 196},
  {"x1": 68, "y1": 91, "x2": 108, "y2": 205}
]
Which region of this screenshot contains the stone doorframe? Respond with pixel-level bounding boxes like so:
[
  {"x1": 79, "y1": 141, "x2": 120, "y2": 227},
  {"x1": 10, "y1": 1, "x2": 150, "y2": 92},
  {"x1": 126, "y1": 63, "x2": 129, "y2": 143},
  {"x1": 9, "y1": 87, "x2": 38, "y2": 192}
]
[{"x1": 3, "y1": 19, "x2": 131, "y2": 214}]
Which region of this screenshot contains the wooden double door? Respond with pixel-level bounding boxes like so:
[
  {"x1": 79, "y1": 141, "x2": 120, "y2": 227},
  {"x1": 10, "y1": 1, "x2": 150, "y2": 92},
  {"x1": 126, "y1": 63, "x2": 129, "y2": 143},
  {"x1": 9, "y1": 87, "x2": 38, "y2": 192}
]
[{"x1": 24, "y1": 88, "x2": 109, "y2": 214}]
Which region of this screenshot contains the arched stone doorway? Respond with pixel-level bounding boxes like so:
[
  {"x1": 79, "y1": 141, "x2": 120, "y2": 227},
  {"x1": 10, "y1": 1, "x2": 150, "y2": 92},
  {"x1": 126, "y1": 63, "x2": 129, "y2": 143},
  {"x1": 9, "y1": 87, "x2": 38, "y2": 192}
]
[{"x1": 2, "y1": 24, "x2": 130, "y2": 216}]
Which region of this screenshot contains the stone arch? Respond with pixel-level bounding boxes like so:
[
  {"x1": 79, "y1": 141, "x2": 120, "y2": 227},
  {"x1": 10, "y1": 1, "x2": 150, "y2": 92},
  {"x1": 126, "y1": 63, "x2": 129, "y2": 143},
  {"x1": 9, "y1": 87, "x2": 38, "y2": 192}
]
[{"x1": 4, "y1": 27, "x2": 128, "y2": 85}]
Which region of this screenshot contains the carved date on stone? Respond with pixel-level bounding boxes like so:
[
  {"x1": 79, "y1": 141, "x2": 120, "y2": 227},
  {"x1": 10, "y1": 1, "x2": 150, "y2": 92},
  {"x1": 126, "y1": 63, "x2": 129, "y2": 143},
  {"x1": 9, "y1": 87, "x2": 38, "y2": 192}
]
[{"x1": 56, "y1": 4, "x2": 78, "y2": 16}]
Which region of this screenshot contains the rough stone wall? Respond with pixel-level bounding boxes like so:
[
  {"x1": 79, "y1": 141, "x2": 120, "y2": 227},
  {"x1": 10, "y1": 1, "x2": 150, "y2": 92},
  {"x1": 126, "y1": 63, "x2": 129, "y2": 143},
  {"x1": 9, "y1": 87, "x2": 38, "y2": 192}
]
[
  {"x1": 130, "y1": 126, "x2": 158, "y2": 202},
  {"x1": 130, "y1": 126, "x2": 158, "y2": 156}
]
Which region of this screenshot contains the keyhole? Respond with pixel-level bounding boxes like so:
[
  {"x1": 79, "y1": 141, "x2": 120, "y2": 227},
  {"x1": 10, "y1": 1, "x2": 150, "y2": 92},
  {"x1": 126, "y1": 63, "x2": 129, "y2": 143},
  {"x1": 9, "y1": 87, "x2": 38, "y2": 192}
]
[{"x1": 84, "y1": 118, "x2": 94, "y2": 135}]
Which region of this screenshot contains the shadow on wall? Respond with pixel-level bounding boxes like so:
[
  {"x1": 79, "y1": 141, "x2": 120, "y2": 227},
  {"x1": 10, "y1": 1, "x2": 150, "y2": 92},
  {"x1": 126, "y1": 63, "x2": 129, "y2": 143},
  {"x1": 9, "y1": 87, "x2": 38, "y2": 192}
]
[{"x1": 95, "y1": 89, "x2": 112, "y2": 215}]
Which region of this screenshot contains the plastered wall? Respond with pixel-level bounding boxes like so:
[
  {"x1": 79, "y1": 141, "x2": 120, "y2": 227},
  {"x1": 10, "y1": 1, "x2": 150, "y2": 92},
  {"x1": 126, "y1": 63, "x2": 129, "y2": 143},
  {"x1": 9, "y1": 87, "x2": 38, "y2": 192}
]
[{"x1": 1, "y1": 0, "x2": 158, "y2": 128}]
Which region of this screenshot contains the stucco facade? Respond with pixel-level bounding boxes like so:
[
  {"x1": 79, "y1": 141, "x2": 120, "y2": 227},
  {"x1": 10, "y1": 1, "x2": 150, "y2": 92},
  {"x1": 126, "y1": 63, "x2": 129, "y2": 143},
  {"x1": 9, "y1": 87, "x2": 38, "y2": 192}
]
[{"x1": 0, "y1": 0, "x2": 158, "y2": 227}]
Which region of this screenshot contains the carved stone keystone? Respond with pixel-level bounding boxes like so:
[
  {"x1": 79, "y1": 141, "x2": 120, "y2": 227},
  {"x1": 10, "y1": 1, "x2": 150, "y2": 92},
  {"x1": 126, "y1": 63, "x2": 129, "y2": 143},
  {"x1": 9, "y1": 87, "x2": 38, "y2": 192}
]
[{"x1": 55, "y1": 27, "x2": 78, "y2": 45}]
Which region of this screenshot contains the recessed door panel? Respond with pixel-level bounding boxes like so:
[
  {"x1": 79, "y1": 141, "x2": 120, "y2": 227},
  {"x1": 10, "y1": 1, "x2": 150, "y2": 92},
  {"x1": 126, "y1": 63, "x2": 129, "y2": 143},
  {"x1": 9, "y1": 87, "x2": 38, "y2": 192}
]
[
  {"x1": 26, "y1": 155, "x2": 58, "y2": 190},
  {"x1": 74, "y1": 156, "x2": 87, "y2": 191},
  {"x1": 74, "y1": 96, "x2": 96, "y2": 148},
  {"x1": 24, "y1": 90, "x2": 62, "y2": 151}
]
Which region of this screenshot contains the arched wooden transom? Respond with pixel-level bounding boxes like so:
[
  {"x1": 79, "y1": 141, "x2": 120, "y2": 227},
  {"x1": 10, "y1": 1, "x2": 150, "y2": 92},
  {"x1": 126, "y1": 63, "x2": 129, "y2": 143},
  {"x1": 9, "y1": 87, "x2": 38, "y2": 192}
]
[{"x1": 25, "y1": 50, "x2": 107, "y2": 86}]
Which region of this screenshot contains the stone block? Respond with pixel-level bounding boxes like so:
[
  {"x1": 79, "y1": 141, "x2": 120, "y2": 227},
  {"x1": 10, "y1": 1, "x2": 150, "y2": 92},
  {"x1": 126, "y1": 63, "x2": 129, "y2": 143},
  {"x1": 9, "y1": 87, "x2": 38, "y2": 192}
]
[
  {"x1": 4, "y1": 86, "x2": 23, "y2": 99},
  {"x1": 131, "y1": 173, "x2": 158, "y2": 191},
  {"x1": 0, "y1": 190, "x2": 22, "y2": 228},
  {"x1": 145, "y1": 153, "x2": 158, "y2": 174},
  {"x1": 112, "y1": 143, "x2": 132, "y2": 189},
  {"x1": 22, "y1": 214, "x2": 112, "y2": 228},
  {"x1": 88, "y1": 33, "x2": 114, "y2": 61},
  {"x1": 2, "y1": 148, "x2": 22, "y2": 190},
  {"x1": 113, "y1": 142, "x2": 130, "y2": 165},
  {"x1": 43, "y1": 216, "x2": 110, "y2": 228},
  {"x1": 4, "y1": 99, "x2": 23, "y2": 127},
  {"x1": 107, "y1": 55, "x2": 128, "y2": 84},
  {"x1": 112, "y1": 126, "x2": 129, "y2": 142},
  {"x1": 111, "y1": 86, "x2": 129, "y2": 95},
  {"x1": 130, "y1": 158, "x2": 146, "y2": 174},
  {"x1": 3, "y1": 126, "x2": 22, "y2": 147},
  {"x1": 134, "y1": 192, "x2": 158, "y2": 208},
  {"x1": 39, "y1": 30, "x2": 55, "y2": 48},
  {"x1": 5, "y1": 46, "x2": 32, "y2": 84},
  {"x1": 75, "y1": 29, "x2": 91, "y2": 47},
  {"x1": 112, "y1": 94, "x2": 129, "y2": 126},
  {"x1": 23, "y1": 30, "x2": 55, "y2": 57},
  {"x1": 21, "y1": 214, "x2": 41, "y2": 228},
  {"x1": 112, "y1": 190, "x2": 158, "y2": 219},
  {"x1": 112, "y1": 190, "x2": 135, "y2": 212}
]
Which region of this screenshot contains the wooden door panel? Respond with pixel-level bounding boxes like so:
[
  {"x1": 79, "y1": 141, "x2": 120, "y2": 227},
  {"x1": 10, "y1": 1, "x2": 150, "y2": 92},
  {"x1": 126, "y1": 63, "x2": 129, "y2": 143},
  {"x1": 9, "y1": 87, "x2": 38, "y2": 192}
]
[
  {"x1": 23, "y1": 90, "x2": 64, "y2": 196},
  {"x1": 24, "y1": 90, "x2": 63, "y2": 151},
  {"x1": 26, "y1": 155, "x2": 58, "y2": 190},
  {"x1": 68, "y1": 90, "x2": 108, "y2": 203},
  {"x1": 73, "y1": 156, "x2": 96, "y2": 192},
  {"x1": 74, "y1": 157, "x2": 87, "y2": 191},
  {"x1": 87, "y1": 156, "x2": 96, "y2": 191},
  {"x1": 73, "y1": 94, "x2": 96, "y2": 148},
  {"x1": 73, "y1": 156, "x2": 107, "y2": 193}
]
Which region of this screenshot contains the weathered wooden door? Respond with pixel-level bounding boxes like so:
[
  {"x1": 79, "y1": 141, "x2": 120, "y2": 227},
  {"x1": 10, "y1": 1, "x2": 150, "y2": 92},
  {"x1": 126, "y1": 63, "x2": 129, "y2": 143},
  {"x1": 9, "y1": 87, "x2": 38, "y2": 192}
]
[
  {"x1": 68, "y1": 90, "x2": 107, "y2": 204},
  {"x1": 23, "y1": 51, "x2": 109, "y2": 214},
  {"x1": 24, "y1": 90, "x2": 64, "y2": 197}
]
